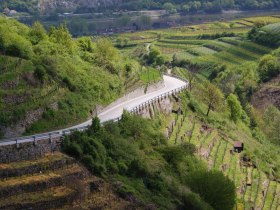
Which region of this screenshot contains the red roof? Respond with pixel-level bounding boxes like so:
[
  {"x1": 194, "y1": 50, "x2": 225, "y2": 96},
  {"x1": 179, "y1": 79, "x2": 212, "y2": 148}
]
[{"x1": 234, "y1": 141, "x2": 243, "y2": 148}]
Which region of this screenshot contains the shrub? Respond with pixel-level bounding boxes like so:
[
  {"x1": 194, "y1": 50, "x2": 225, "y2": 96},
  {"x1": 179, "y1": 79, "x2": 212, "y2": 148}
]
[
  {"x1": 34, "y1": 65, "x2": 46, "y2": 83},
  {"x1": 185, "y1": 170, "x2": 236, "y2": 210},
  {"x1": 127, "y1": 159, "x2": 149, "y2": 177},
  {"x1": 62, "y1": 77, "x2": 76, "y2": 92}
]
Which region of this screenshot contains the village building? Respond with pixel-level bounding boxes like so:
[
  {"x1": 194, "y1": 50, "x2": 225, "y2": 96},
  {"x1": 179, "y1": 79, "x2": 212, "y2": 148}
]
[
  {"x1": 3, "y1": 8, "x2": 17, "y2": 16},
  {"x1": 233, "y1": 141, "x2": 244, "y2": 153}
]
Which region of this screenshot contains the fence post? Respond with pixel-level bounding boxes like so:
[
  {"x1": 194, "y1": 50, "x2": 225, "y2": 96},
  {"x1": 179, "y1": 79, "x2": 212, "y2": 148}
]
[
  {"x1": 33, "y1": 136, "x2": 37, "y2": 146},
  {"x1": 16, "y1": 139, "x2": 19, "y2": 149},
  {"x1": 49, "y1": 133, "x2": 52, "y2": 144}
]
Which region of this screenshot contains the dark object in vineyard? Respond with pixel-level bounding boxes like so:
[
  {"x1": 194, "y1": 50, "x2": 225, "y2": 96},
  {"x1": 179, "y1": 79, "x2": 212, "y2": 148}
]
[{"x1": 233, "y1": 141, "x2": 244, "y2": 153}]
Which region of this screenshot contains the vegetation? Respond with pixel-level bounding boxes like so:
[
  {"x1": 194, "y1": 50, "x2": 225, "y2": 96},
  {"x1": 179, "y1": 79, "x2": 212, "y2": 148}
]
[
  {"x1": 112, "y1": 15, "x2": 280, "y2": 209},
  {"x1": 0, "y1": 17, "x2": 150, "y2": 137},
  {"x1": 202, "y1": 82, "x2": 224, "y2": 116},
  {"x1": 1, "y1": 0, "x2": 280, "y2": 15},
  {"x1": 227, "y1": 94, "x2": 243, "y2": 122},
  {"x1": 62, "y1": 114, "x2": 236, "y2": 209},
  {"x1": 249, "y1": 22, "x2": 280, "y2": 47},
  {"x1": 1, "y1": 13, "x2": 280, "y2": 210}
]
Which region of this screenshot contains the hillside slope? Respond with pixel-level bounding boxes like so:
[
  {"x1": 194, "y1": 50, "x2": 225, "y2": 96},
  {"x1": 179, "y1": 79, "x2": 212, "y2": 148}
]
[
  {"x1": 251, "y1": 75, "x2": 280, "y2": 110},
  {"x1": 113, "y1": 16, "x2": 280, "y2": 209},
  {"x1": 0, "y1": 17, "x2": 143, "y2": 138},
  {"x1": 0, "y1": 152, "x2": 135, "y2": 209}
]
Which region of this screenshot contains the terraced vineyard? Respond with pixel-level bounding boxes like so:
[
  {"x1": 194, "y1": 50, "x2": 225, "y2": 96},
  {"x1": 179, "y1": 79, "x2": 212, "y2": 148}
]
[
  {"x1": 0, "y1": 152, "x2": 132, "y2": 209},
  {"x1": 117, "y1": 15, "x2": 279, "y2": 78},
  {"x1": 167, "y1": 111, "x2": 280, "y2": 210},
  {"x1": 115, "y1": 15, "x2": 280, "y2": 209},
  {"x1": 156, "y1": 36, "x2": 273, "y2": 70}
]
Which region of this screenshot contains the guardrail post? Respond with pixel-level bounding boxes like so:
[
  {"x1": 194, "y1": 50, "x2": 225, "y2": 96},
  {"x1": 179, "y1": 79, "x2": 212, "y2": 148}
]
[
  {"x1": 49, "y1": 133, "x2": 52, "y2": 144},
  {"x1": 33, "y1": 136, "x2": 37, "y2": 146},
  {"x1": 16, "y1": 139, "x2": 19, "y2": 149}
]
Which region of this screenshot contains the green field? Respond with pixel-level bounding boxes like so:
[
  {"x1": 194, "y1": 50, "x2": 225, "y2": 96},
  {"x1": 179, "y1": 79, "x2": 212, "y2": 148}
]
[{"x1": 116, "y1": 15, "x2": 279, "y2": 78}]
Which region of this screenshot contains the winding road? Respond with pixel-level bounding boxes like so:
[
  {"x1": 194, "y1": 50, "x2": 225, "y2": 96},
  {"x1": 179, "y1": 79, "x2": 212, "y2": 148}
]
[{"x1": 0, "y1": 75, "x2": 187, "y2": 146}]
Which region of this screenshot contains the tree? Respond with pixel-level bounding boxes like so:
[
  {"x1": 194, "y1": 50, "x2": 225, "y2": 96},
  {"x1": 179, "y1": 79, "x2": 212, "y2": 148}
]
[
  {"x1": 185, "y1": 170, "x2": 236, "y2": 210},
  {"x1": 257, "y1": 55, "x2": 280, "y2": 82},
  {"x1": 94, "y1": 38, "x2": 119, "y2": 73},
  {"x1": 263, "y1": 105, "x2": 280, "y2": 144},
  {"x1": 227, "y1": 94, "x2": 242, "y2": 122},
  {"x1": 202, "y1": 83, "x2": 224, "y2": 116},
  {"x1": 49, "y1": 24, "x2": 75, "y2": 53},
  {"x1": 28, "y1": 21, "x2": 47, "y2": 45},
  {"x1": 233, "y1": 62, "x2": 259, "y2": 105},
  {"x1": 163, "y1": 2, "x2": 177, "y2": 14},
  {"x1": 90, "y1": 117, "x2": 102, "y2": 134},
  {"x1": 146, "y1": 46, "x2": 164, "y2": 66},
  {"x1": 94, "y1": 38, "x2": 118, "y2": 62},
  {"x1": 186, "y1": 70, "x2": 195, "y2": 92}
]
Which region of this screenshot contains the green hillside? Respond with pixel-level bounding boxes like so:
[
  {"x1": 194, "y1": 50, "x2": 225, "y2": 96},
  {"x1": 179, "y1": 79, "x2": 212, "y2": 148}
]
[
  {"x1": 0, "y1": 14, "x2": 280, "y2": 210},
  {"x1": 0, "y1": 17, "x2": 148, "y2": 138},
  {"x1": 112, "y1": 15, "x2": 280, "y2": 209},
  {"x1": 249, "y1": 22, "x2": 280, "y2": 47},
  {"x1": 262, "y1": 22, "x2": 280, "y2": 33}
]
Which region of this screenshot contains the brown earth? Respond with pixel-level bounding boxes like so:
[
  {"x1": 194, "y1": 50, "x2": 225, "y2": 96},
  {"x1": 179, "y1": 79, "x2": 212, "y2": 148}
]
[
  {"x1": 251, "y1": 75, "x2": 280, "y2": 110},
  {"x1": 0, "y1": 152, "x2": 138, "y2": 210}
]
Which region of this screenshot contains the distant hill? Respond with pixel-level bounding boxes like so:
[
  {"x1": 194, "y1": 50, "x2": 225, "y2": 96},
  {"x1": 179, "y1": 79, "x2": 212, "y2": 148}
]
[{"x1": 1, "y1": 0, "x2": 280, "y2": 15}]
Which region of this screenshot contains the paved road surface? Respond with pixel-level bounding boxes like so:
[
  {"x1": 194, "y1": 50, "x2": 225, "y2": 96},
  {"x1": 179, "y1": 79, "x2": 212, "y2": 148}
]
[
  {"x1": 72, "y1": 75, "x2": 186, "y2": 127},
  {"x1": 0, "y1": 75, "x2": 187, "y2": 146}
]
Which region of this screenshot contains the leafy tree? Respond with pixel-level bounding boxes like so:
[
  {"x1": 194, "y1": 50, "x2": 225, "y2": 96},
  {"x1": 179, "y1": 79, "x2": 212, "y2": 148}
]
[
  {"x1": 146, "y1": 46, "x2": 164, "y2": 66},
  {"x1": 163, "y1": 2, "x2": 177, "y2": 13},
  {"x1": 185, "y1": 170, "x2": 236, "y2": 210},
  {"x1": 186, "y1": 70, "x2": 195, "y2": 92},
  {"x1": 76, "y1": 37, "x2": 94, "y2": 52},
  {"x1": 263, "y1": 105, "x2": 280, "y2": 144},
  {"x1": 49, "y1": 24, "x2": 75, "y2": 53},
  {"x1": 214, "y1": 68, "x2": 238, "y2": 95},
  {"x1": 257, "y1": 55, "x2": 280, "y2": 82},
  {"x1": 91, "y1": 117, "x2": 101, "y2": 131},
  {"x1": 94, "y1": 38, "x2": 119, "y2": 73},
  {"x1": 28, "y1": 21, "x2": 47, "y2": 45},
  {"x1": 202, "y1": 83, "x2": 224, "y2": 116},
  {"x1": 227, "y1": 94, "x2": 242, "y2": 122}
]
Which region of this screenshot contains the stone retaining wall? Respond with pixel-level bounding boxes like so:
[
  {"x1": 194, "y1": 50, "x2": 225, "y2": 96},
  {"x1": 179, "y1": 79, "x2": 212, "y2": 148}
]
[
  {"x1": 0, "y1": 158, "x2": 75, "y2": 179},
  {"x1": 0, "y1": 137, "x2": 61, "y2": 163}
]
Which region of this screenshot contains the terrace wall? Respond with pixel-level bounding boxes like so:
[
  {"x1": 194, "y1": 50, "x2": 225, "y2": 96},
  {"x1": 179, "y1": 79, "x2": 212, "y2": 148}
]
[{"x1": 0, "y1": 137, "x2": 61, "y2": 163}]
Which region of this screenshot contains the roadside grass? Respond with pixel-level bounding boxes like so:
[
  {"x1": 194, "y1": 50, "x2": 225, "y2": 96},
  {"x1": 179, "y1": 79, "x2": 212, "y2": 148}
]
[{"x1": 140, "y1": 67, "x2": 162, "y2": 84}]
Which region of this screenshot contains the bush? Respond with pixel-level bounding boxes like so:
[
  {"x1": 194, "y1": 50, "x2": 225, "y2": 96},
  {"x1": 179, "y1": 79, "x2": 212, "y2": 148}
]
[
  {"x1": 127, "y1": 159, "x2": 149, "y2": 177},
  {"x1": 62, "y1": 77, "x2": 76, "y2": 92},
  {"x1": 185, "y1": 170, "x2": 236, "y2": 210},
  {"x1": 63, "y1": 140, "x2": 83, "y2": 159},
  {"x1": 34, "y1": 65, "x2": 46, "y2": 83}
]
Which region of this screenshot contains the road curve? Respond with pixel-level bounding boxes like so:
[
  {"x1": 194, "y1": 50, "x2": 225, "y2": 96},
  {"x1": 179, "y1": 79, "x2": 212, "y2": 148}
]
[
  {"x1": 72, "y1": 75, "x2": 187, "y2": 127},
  {"x1": 0, "y1": 75, "x2": 187, "y2": 146}
]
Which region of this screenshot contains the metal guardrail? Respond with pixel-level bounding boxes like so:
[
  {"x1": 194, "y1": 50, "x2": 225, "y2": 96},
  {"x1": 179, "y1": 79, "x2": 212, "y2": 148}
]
[{"x1": 0, "y1": 74, "x2": 188, "y2": 147}]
